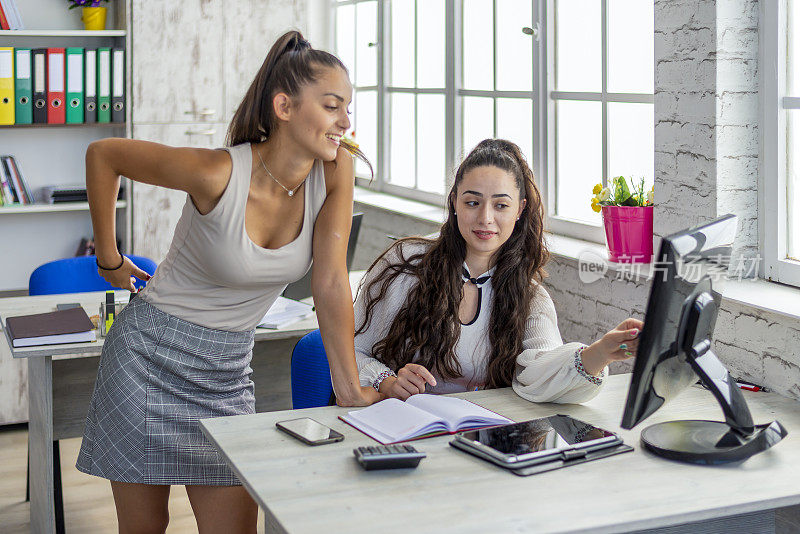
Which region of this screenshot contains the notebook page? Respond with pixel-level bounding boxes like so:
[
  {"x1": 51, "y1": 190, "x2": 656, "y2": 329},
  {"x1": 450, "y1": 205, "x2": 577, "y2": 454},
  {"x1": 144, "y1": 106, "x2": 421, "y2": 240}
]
[
  {"x1": 343, "y1": 398, "x2": 447, "y2": 443},
  {"x1": 406, "y1": 394, "x2": 512, "y2": 432}
]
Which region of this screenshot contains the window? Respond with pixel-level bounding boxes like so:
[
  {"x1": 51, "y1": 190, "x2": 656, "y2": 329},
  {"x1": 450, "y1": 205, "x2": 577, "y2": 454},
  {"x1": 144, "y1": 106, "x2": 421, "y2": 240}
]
[
  {"x1": 762, "y1": 0, "x2": 800, "y2": 286},
  {"x1": 333, "y1": 1, "x2": 654, "y2": 242},
  {"x1": 543, "y1": 0, "x2": 654, "y2": 240}
]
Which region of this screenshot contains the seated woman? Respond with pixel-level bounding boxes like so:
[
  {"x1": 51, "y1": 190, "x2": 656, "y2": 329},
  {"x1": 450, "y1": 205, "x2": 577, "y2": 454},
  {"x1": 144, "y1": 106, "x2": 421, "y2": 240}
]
[{"x1": 354, "y1": 139, "x2": 643, "y2": 403}]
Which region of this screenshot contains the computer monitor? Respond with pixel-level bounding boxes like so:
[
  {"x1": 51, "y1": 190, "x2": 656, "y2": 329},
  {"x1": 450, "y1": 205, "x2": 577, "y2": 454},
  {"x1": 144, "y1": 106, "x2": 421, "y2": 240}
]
[{"x1": 620, "y1": 214, "x2": 787, "y2": 464}]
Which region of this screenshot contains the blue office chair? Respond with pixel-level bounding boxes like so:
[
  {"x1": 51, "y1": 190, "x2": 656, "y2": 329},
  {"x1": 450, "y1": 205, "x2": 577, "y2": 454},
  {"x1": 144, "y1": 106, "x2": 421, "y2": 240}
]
[
  {"x1": 290, "y1": 330, "x2": 336, "y2": 409},
  {"x1": 29, "y1": 255, "x2": 157, "y2": 295},
  {"x1": 25, "y1": 254, "x2": 156, "y2": 534}
]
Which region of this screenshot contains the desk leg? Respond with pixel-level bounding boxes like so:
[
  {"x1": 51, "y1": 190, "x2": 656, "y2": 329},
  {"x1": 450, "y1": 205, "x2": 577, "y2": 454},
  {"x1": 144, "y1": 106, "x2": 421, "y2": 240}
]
[{"x1": 28, "y1": 355, "x2": 55, "y2": 534}]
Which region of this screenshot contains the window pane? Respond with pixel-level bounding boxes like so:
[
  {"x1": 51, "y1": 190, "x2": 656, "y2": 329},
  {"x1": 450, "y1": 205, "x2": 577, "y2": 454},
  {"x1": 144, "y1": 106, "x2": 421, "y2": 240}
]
[
  {"x1": 390, "y1": 93, "x2": 416, "y2": 187},
  {"x1": 390, "y1": 0, "x2": 415, "y2": 87},
  {"x1": 556, "y1": 100, "x2": 602, "y2": 223},
  {"x1": 607, "y1": 103, "x2": 654, "y2": 192},
  {"x1": 462, "y1": 96, "x2": 494, "y2": 157},
  {"x1": 354, "y1": 91, "x2": 377, "y2": 178},
  {"x1": 336, "y1": 5, "x2": 355, "y2": 75},
  {"x1": 607, "y1": 0, "x2": 654, "y2": 93},
  {"x1": 496, "y1": 0, "x2": 533, "y2": 91},
  {"x1": 417, "y1": 94, "x2": 446, "y2": 194},
  {"x1": 356, "y1": 1, "x2": 378, "y2": 86},
  {"x1": 555, "y1": 0, "x2": 601, "y2": 92},
  {"x1": 462, "y1": 0, "x2": 494, "y2": 91},
  {"x1": 788, "y1": 111, "x2": 800, "y2": 260},
  {"x1": 789, "y1": 0, "x2": 800, "y2": 95},
  {"x1": 417, "y1": 0, "x2": 445, "y2": 88},
  {"x1": 496, "y1": 98, "x2": 533, "y2": 166}
]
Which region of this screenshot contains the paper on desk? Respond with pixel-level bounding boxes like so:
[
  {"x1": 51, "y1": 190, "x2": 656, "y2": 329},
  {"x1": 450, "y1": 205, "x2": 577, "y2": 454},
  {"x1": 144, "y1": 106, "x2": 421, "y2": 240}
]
[{"x1": 258, "y1": 296, "x2": 314, "y2": 329}]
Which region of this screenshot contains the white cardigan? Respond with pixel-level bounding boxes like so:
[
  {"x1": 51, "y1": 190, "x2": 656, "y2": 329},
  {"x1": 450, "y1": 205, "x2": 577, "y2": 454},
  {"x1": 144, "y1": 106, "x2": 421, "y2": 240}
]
[{"x1": 353, "y1": 242, "x2": 606, "y2": 404}]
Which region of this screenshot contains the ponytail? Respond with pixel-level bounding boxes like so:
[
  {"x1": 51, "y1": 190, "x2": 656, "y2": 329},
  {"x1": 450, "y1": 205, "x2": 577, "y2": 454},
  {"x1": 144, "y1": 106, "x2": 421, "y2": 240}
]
[{"x1": 226, "y1": 30, "x2": 373, "y2": 176}]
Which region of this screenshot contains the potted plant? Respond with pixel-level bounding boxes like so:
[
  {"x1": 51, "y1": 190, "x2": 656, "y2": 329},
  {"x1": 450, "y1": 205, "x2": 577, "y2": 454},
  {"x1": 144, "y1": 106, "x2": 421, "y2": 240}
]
[
  {"x1": 591, "y1": 177, "x2": 654, "y2": 263},
  {"x1": 68, "y1": 0, "x2": 109, "y2": 31}
]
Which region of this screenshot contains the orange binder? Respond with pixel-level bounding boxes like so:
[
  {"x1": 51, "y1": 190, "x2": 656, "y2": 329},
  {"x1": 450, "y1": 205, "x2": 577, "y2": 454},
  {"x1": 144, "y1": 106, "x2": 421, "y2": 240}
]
[{"x1": 46, "y1": 48, "x2": 65, "y2": 124}]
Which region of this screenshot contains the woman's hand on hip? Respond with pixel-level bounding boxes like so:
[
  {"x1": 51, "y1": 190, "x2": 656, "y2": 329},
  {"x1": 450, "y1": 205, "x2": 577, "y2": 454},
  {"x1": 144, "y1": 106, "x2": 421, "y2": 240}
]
[
  {"x1": 581, "y1": 318, "x2": 644, "y2": 376},
  {"x1": 380, "y1": 363, "x2": 437, "y2": 401},
  {"x1": 97, "y1": 255, "x2": 152, "y2": 292}
]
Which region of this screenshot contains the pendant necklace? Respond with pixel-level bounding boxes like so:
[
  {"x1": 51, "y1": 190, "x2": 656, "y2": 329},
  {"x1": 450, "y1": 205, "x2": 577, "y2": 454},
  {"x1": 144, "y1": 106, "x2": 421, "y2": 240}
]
[{"x1": 257, "y1": 150, "x2": 305, "y2": 197}]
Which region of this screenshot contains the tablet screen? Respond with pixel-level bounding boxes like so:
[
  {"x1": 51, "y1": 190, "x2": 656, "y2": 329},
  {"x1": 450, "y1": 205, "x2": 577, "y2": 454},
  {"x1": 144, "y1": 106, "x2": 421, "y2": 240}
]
[{"x1": 458, "y1": 415, "x2": 616, "y2": 456}]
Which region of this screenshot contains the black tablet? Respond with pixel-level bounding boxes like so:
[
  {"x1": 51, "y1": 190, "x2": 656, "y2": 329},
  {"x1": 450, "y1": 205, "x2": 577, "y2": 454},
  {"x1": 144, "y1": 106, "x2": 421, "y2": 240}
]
[{"x1": 451, "y1": 414, "x2": 622, "y2": 468}]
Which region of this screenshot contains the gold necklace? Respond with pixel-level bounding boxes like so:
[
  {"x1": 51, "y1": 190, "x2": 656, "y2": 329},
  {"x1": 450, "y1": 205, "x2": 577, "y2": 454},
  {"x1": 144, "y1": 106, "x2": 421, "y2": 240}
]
[{"x1": 256, "y1": 150, "x2": 305, "y2": 197}]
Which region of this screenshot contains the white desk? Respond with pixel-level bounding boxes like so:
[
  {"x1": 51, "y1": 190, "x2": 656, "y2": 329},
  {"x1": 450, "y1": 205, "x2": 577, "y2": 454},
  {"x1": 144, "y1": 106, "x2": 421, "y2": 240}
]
[
  {"x1": 200, "y1": 374, "x2": 800, "y2": 534},
  {"x1": 0, "y1": 271, "x2": 364, "y2": 534}
]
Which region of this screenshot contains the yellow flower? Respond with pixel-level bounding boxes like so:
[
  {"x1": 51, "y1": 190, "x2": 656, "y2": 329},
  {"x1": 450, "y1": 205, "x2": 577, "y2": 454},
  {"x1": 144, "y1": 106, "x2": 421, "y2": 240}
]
[
  {"x1": 592, "y1": 183, "x2": 602, "y2": 195},
  {"x1": 591, "y1": 198, "x2": 602, "y2": 213}
]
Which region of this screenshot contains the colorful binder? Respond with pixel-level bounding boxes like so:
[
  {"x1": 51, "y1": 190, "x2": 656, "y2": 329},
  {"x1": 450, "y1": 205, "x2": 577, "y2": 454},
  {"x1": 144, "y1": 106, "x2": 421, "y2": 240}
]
[
  {"x1": 32, "y1": 48, "x2": 47, "y2": 124},
  {"x1": 0, "y1": 47, "x2": 14, "y2": 125},
  {"x1": 14, "y1": 48, "x2": 31, "y2": 124},
  {"x1": 111, "y1": 48, "x2": 124, "y2": 123},
  {"x1": 3, "y1": 155, "x2": 30, "y2": 203},
  {"x1": 84, "y1": 49, "x2": 96, "y2": 123},
  {"x1": 66, "y1": 47, "x2": 84, "y2": 124},
  {"x1": 47, "y1": 48, "x2": 65, "y2": 124},
  {"x1": 97, "y1": 47, "x2": 110, "y2": 123}
]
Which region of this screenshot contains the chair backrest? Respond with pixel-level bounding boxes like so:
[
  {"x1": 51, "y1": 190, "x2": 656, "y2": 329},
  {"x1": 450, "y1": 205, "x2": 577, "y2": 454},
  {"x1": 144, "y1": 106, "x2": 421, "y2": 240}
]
[
  {"x1": 282, "y1": 212, "x2": 363, "y2": 301},
  {"x1": 290, "y1": 329, "x2": 335, "y2": 409},
  {"x1": 29, "y1": 255, "x2": 158, "y2": 296}
]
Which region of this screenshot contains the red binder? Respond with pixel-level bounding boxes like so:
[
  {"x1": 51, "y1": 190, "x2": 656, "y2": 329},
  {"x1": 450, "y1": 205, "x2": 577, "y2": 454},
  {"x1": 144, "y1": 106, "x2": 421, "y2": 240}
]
[
  {"x1": 47, "y1": 48, "x2": 66, "y2": 124},
  {"x1": 0, "y1": 4, "x2": 10, "y2": 30}
]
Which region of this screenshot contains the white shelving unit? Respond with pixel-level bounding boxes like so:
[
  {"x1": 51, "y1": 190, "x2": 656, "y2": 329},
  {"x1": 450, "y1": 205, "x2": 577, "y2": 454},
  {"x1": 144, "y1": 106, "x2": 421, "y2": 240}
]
[
  {"x1": 0, "y1": 200, "x2": 126, "y2": 215},
  {"x1": 0, "y1": 0, "x2": 131, "y2": 292}
]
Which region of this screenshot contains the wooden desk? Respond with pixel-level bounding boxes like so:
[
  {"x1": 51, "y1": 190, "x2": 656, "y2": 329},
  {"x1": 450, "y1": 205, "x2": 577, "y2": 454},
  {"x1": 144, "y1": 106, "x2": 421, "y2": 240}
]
[
  {"x1": 200, "y1": 375, "x2": 800, "y2": 534},
  {"x1": 0, "y1": 271, "x2": 364, "y2": 534}
]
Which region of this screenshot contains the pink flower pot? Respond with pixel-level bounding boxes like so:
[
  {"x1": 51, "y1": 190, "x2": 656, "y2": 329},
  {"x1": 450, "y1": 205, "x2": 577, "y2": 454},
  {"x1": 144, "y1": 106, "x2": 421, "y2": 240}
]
[{"x1": 601, "y1": 205, "x2": 654, "y2": 263}]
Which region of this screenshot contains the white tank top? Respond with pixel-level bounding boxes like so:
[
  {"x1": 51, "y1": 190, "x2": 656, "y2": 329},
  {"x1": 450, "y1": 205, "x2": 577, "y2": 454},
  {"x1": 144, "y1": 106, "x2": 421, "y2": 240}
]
[{"x1": 139, "y1": 142, "x2": 327, "y2": 331}]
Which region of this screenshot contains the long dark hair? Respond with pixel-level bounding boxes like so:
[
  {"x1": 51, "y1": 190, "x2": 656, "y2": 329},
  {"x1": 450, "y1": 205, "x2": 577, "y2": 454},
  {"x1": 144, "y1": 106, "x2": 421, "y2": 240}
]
[
  {"x1": 356, "y1": 139, "x2": 549, "y2": 389},
  {"x1": 226, "y1": 30, "x2": 372, "y2": 175}
]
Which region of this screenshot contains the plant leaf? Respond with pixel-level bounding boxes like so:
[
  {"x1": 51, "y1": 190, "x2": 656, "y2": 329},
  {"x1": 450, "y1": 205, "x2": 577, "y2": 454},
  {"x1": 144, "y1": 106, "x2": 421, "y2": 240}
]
[{"x1": 613, "y1": 176, "x2": 631, "y2": 204}]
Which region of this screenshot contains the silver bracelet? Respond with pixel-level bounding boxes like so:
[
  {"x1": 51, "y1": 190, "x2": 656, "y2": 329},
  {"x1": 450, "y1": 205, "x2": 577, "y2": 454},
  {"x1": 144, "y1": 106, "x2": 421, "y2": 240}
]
[
  {"x1": 574, "y1": 346, "x2": 603, "y2": 386},
  {"x1": 372, "y1": 369, "x2": 397, "y2": 392}
]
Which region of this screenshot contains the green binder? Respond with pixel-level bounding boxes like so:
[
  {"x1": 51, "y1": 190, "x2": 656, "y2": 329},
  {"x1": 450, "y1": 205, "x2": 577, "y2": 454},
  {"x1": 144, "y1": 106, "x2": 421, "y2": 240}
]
[
  {"x1": 97, "y1": 47, "x2": 111, "y2": 123},
  {"x1": 14, "y1": 48, "x2": 31, "y2": 124},
  {"x1": 65, "y1": 47, "x2": 84, "y2": 124}
]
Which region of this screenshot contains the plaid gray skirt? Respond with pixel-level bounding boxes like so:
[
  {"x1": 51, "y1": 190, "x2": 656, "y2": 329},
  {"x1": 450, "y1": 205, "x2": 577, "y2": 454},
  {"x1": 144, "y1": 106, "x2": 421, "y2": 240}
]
[{"x1": 76, "y1": 296, "x2": 255, "y2": 486}]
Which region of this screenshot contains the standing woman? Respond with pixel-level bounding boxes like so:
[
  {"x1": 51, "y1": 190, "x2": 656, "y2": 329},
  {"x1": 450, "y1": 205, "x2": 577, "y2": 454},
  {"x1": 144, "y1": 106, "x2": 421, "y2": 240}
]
[{"x1": 76, "y1": 31, "x2": 378, "y2": 533}]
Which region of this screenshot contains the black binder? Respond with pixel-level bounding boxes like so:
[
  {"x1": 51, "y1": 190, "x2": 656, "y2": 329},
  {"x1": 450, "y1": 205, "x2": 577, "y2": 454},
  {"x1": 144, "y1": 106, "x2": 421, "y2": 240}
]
[
  {"x1": 111, "y1": 48, "x2": 125, "y2": 123},
  {"x1": 32, "y1": 48, "x2": 47, "y2": 124},
  {"x1": 84, "y1": 48, "x2": 97, "y2": 123}
]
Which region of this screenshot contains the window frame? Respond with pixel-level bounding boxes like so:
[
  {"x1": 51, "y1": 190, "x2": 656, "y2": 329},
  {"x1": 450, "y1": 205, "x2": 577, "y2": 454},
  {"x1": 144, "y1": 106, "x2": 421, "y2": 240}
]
[
  {"x1": 761, "y1": 0, "x2": 800, "y2": 287},
  {"x1": 333, "y1": 0, "x2": 654, "y2": 244},
  {"x1": 539, "y1": 0, "x2": 654, "y2": 243}
]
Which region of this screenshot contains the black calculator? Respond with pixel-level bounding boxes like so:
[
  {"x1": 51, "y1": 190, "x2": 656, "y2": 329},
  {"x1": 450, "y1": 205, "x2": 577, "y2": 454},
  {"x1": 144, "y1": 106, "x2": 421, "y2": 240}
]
[{"x1": 353, "y1": 444, "x2": 426, "y2": 470}]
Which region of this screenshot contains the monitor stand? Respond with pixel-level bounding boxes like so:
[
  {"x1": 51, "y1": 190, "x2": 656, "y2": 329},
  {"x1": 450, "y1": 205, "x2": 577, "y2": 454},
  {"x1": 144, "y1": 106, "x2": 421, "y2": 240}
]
[{"x1": 639, "y1": 291, "x2": 788, "y2": 464}]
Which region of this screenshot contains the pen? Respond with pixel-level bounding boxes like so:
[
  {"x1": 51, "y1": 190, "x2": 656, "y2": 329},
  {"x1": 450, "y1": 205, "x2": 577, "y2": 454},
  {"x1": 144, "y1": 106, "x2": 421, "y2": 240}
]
[{"x1": 736, "y1": 382, "x2": 761, "y2": 392}]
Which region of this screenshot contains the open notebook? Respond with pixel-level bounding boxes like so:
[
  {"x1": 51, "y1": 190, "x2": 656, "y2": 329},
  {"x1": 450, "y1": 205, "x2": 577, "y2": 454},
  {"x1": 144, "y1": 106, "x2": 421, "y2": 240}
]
[{"x1": 340, "y1": 394, "x2": 513, "y2": 444}]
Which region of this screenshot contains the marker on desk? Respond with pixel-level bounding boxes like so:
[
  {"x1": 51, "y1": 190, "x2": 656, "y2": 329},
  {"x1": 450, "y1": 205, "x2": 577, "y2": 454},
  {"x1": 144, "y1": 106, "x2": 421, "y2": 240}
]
[{"x1": 105, "y1": 291, "x2": 116, "y2": 332}]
